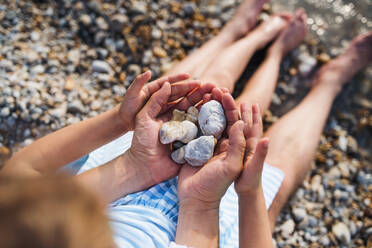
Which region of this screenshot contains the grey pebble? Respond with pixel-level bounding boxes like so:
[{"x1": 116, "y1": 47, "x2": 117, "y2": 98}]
[
  {"x1": 280, "y1": 219, "x2": 295, "y2": 238},
  {"x1": 184, "y1": 136, "x2": 215, "y2": 166},
  {"x1": 92, "y1": 60, "x2": 112, "y2": 74},
  {"x1": 319, "y1": 236, "x2": 330, "y2": 246},
  {"x1": 0, "y1": 107, "x2": 10, "y2": 117},
  {"x1": 171, "y1": 146, "x2": 186, "y2": 164},
  {"x1": 67, "y1": 100, "x2": 85, "y2": 114},
  {"x1": 292, "y1": 208, "x2": 307, "y2": 222}
]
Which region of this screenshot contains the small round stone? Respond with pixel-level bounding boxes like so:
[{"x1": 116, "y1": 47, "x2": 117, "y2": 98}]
[
  {"x1": 159, "y1": 120, "x2": 198, "y2": 144},
  {"x1": 184, "y1": 136, "x2": 215, "y2": 166},
  {"x1": 186, "y1": 106, "x2": 198, "y2": 123},
  {"x1": 172, "y1": 109, "x2": 186, "y2": 121},
  {"x1": 198, "y1": 100, "x2": 226, "y2": 139},
  {"x1": 171, "y1": 146, "x2": 186, "y2": 164},
  {"x1": 332, "y1": 222, "x2": 351, "y2": 244}
]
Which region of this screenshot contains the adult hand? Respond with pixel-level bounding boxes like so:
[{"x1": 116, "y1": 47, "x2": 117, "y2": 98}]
[
  {"x1": 177, "y1": 90, "x2": 245, "y2": 210},
  {"x1": 234, "y1": 103, "x2": 269, "y2": 195},
  {"x1": 125, "y1": 80, "x2": 216, "y2": 188},
  {"x1": 117, "y1": 71, "x2": 199, "y2": 132}
]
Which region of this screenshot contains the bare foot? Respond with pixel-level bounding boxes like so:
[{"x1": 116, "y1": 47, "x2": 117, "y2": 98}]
[
  {"x1": 341, "y1": 31, "x2": 372, "y2": 72},
  {"x1": 250, "y1": 13, "x2": 291, "y2": 49},
  {"x1": 222, "y1": 0, "x2": 270, "y2": 39},
  {"x1": 315, "y1": 31, "x2": 372, "y2": 90},
  {"x1": 269, "y1": 9, "x2": 308, "y2": 56}
]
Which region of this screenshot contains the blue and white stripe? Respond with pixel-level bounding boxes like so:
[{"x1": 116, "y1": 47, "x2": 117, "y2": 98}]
[{"x1": 73, "y1": 132, "x2": 284, "y2": 248}]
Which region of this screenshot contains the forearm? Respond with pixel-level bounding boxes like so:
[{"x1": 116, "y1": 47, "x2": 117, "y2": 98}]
[
  {"x1": 175, "y1": 203, "x2": 219, "y2": 248},
  {"x1": 75, "y1": 152, "x2": 148, "y2": 204},
  {"x1": 2, "y1": 106, "x2": 126, "y2": 176},
  {"x1": 238, "y1": 187, "x2": 274, "y2": 248}
]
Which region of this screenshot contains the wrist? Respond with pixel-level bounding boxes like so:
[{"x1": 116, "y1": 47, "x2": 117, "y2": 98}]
[
  {"x1": 121, "y1": 150, "x2": 154, "y2": 190},
  {"x1": 179, "y1": 198, "x2": 220, "y2": 213},
  {"x1": 236, "y1": 185, "x2": 264, "y2": 199},
  {"x1": 114, "y1": 105, "x2": 131, "y2": 133},
  {"x1": 176, "y1": 204, "x2": 219, "y2": 247},
  {"x1": 119, "y1": 152, "x2": 149, "y2": 192}
]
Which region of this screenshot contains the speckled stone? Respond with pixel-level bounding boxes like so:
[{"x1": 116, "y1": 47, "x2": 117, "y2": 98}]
[
  {"x1": 198, "y1": 100, "x2": 226, "y2": 139},
  {"x1": 159, "y1": 120, "x2": 198, "y2": 144},
  {"x1": 184, "y1": 136, "x2": 216, "y2": 166}
]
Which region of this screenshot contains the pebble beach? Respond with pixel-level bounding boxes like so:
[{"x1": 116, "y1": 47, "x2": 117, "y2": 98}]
[{"x1": 0, "y1": 0, "x2": 371, "y2": 247}]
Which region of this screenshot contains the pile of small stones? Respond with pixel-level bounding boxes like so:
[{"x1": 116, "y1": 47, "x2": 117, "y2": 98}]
[
  {"x1": 0, "y1": 0, "x2": 371, "y2": 247},
  {"x1": 160, "y1": 100, "x2": 226, "y2": 166}
]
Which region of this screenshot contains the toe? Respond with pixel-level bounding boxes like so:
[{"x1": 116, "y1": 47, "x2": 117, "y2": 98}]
[
  {"x1": 278, "y1": 12, "x2": 293, "y2": 22},
  {"x1": 295, "y1": 8, "x2": 306, "y2": 17}
]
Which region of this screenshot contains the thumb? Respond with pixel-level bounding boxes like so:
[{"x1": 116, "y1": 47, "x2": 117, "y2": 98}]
[
  {"x1": 226, "y1": 120, "x2": 246, "y2": 166},
  {"x1": 245, "y1": 138, "x2": 269, "y2": 173},
  {"x1": 138, "y1": 82, "x2": 171, "y2": 119}
]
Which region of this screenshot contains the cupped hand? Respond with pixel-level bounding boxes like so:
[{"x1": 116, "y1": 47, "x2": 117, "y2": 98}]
[
  {"x1": 125, "y1": 80, "x2": 216, "y2": 188},
  {"x1": 234, "y1": 103, "x2": 269, "y2": 195},
  {"x1": 177, "y1": 91, "x2": 246, "y2": 210},
  {"x1": 117, "y1": 71, "x2": 199, "y2": 131}
]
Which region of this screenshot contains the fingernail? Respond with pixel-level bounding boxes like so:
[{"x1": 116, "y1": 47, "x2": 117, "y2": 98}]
[
  {"x1": 253, "y1": 103, "x2": 260, "y2": 113},
  {"x1": 262, "y1": 138, "x2": 269, "y2": 149}
]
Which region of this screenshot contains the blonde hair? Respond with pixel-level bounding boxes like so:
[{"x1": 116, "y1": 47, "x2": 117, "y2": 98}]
[{"x1": 0, "y1": 175, "x2": 114, "y2": 248}]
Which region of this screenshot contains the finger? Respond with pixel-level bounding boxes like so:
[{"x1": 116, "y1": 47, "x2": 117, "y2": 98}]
[
  {"x1": 240, "y1": 103, "x2": 252, "y2": 139},
  {"x1": 153, "y1": 73, "x2": 190, "y2": 85},
  {"x1": 138, "y1": 82, "x2": 171, "y2": 119},
  {"x1": 251, "y1": 103, "x2": 263, "y2": 138},
  {"x1": 175, "y1": 82, "x2": 215, "y2": 110},
  {"x1": 220, "y1": 87, "x2": 230, "y2": 93},
  {"x1": 226, "y1": 120, "x2": 246, "y2": 166},
  {"x1": 245, "y1": 138, "x2": 269, "y2": 173},
  {"x1": 168, "y1": 80, "x2": 201, "y2": 102},
  {"x1": 221, "y1": 93, "x2": 240, "y2": 135},
  {"x1": 211, "y1": 88, "x2": 223, "y2": 102},
  {"x1": 245, "y1": 135, "x2": 258, "y2": 159},
  {"x1": 126, "y1": 70, "x2": 152, "y2": 95},
  {"x1": 203, "y1": 93, "x2": 212, "y2": 103},
  {"x1": 145, "y1": 73, "x2": 190, "y2": 96}
]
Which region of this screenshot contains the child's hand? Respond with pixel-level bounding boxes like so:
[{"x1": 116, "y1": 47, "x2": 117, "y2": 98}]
[
  {"x1": 234, "y1": 103, "x2": 269, "y2": 196},
  {"x1": 117, "y1": 71, "x2": 199, "y2": 132},
  {"x1": 125, "y1": 80, "x2": 216, "y2": 188},
  {"x1": 177, "y1": 91, "x2": 245, "y2": 210}
]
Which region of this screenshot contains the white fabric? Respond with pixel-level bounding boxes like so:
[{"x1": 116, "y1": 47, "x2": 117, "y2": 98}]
[{"x1": 169, "y1": 242, "x2": 193, "y2": 248}]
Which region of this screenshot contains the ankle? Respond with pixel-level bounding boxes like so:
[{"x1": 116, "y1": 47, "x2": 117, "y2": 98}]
[
  {"x1": 219, "y1": 26, "x2": 242, "y2": 43},
  {"x1": 312, "y1": 73, "x2": 343, "y2": 96}
]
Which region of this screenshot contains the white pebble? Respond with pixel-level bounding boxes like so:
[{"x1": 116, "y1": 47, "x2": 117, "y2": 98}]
[
  {"x1": 332, "y1": 222, "x2": 351, "y2": 244},
  {"x1": 198, "y1": 100, "x2": 226, "y2": 139}
]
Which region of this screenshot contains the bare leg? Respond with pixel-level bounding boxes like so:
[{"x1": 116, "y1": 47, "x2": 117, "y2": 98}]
[
  {"x1": 236, "y1": 9, "x2": 307, "y2": 113},
  {"x1": 165, "y1": 0, "x2": 269, "y2": 78},
  {"x1": 200, "y1": 14, "x2": 290, "y2": 91},
  {"x1": 265, "y1": 32, "x2": 372, "y2": 228}
]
